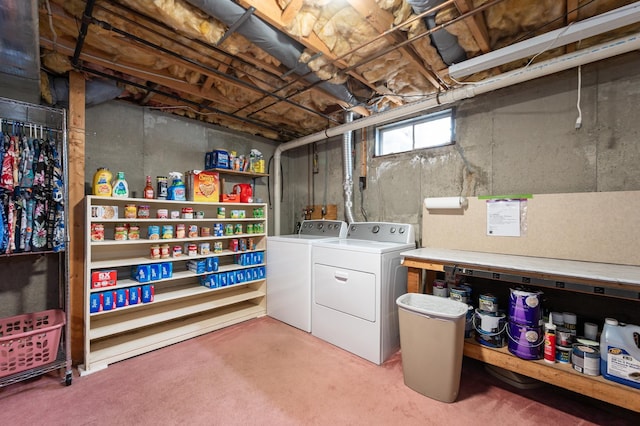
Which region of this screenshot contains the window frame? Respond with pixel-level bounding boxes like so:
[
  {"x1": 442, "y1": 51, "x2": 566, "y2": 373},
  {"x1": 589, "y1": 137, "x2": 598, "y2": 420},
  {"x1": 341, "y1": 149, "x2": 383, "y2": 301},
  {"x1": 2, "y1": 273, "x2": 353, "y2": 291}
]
[{"x1": 374, "y1": 108, "x2": 456, "y2": 157}]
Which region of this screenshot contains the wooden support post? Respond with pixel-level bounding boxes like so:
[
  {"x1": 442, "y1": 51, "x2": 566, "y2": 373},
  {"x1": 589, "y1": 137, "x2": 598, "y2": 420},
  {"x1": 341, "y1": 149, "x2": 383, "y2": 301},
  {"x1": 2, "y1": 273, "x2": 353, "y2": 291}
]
[{"x1": 68, "y1": 72, "x2": 86, "y2": 363}]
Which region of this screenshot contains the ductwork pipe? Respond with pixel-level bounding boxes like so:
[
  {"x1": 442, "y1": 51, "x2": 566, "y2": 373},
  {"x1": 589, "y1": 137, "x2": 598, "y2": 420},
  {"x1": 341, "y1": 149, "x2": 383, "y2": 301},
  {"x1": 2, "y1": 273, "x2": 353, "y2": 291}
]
[
  {"x1": 407, "y1": 0, "x2": 467, "y2": 65},
  {"x1": 49, "y1": 76, "x2": 124, "y2": 107},
  {"x1": 273, "y1": 32, "x2": 640, "y2": 234},
  {"x1": 184, "y1": 0, "x2": 358, "y2": 106},
  {"x1": 342, "y1": 111, "x2": 356, "y2": 224}
]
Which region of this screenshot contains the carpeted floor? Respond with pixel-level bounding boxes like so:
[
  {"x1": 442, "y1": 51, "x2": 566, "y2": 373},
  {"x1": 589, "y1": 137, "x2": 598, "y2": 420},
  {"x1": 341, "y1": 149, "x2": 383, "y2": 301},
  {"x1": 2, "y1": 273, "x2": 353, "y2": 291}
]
[{"x1": 1, "y1": 316, "x2": 638, "y2": 425}]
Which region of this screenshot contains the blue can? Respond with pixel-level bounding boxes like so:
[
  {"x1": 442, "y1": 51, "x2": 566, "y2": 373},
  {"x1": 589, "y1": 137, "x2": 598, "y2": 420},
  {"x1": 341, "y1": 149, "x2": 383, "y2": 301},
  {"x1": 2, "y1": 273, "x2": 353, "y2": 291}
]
[{"x1": 147, "y1": 225, "x2": 160, "y2": 240}]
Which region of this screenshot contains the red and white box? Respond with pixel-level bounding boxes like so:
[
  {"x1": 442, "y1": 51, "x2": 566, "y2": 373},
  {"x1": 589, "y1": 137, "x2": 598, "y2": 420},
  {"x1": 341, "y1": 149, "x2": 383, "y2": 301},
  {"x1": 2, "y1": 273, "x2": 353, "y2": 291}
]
[{"x1": 91, "y1": 269, "x2": 117, "y2": 289}]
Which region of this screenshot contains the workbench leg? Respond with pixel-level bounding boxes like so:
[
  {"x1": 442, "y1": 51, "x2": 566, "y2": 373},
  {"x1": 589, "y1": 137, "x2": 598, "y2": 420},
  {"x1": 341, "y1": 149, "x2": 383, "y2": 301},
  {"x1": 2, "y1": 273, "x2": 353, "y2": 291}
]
[{"x1": 407, "y1": 267, "x2": 422, "y2": 293}]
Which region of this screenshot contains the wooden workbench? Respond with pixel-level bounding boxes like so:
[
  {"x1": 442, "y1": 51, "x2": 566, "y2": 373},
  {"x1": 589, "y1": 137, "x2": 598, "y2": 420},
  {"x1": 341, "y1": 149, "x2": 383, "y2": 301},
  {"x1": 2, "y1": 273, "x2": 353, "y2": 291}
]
[{"x1": 401, "y1": 247, "x2": 640, "y2": 413}]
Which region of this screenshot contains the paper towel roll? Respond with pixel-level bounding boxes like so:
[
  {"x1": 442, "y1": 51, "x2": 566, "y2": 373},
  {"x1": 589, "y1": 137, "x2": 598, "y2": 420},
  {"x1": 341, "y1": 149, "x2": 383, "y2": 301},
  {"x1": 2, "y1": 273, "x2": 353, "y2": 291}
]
[{"x1": 423, "y1": 196, "x2": 468, "y2": 210}]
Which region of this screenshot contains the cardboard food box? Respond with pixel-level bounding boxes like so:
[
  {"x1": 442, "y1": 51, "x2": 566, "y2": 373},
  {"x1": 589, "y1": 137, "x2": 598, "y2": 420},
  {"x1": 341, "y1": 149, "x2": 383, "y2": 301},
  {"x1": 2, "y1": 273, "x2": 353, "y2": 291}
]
[
  {"x1": 185, "y1": 170, "x2": 220, "y2": 202},
  {"x1": 91, "y1": 269, "x2": 117, "y2": 289},
  {"x1": 91, "y1": 205, "x2": 118, "y2": 220}
]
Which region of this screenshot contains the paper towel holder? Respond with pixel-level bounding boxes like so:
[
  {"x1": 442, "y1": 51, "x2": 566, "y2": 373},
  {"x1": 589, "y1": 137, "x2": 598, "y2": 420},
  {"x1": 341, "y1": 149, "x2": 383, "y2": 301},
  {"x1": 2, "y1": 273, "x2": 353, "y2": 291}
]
[{"x1": 423, "y1": 196, "x2": 468, "y2": 210}]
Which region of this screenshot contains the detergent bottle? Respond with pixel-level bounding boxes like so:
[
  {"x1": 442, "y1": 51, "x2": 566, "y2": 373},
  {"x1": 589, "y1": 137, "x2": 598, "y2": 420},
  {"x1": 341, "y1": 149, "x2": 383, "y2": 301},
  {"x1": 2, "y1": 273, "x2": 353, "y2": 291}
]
[
  {"x1": 92, "y1": 167, "x2": 113, "y2": 196},
  {"x1": 600, "y1": 318, "x2": 640, "y2": 389},
  {"x1": 167, "y1": 172, "x2": 186, "y2": 201}
]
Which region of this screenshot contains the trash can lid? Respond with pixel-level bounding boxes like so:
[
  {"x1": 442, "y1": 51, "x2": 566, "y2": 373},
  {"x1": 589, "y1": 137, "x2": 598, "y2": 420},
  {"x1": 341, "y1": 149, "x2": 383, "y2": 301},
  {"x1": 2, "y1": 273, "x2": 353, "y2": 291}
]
[{"x1": 396, "y1": 293, "x2": 468, "y2": 318}]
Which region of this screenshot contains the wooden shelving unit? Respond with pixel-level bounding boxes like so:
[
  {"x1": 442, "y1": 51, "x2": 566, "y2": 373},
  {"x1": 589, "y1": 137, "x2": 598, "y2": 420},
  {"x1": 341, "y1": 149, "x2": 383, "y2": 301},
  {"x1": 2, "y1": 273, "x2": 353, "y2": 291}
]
[
  {"x1": 80, "y1": 196, "x2": 267, "y2": 375},
  {"x1": 401, "y1": 247, "x2": 640, "y2": 413}
]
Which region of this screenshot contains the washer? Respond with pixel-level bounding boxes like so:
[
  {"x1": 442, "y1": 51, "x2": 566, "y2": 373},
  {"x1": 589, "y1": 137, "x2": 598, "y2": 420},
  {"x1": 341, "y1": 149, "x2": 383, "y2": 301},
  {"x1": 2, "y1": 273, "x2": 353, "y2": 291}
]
[
  {"x1": 267, "y1": 220, "x2": 348, "y2": 332},
  {"x1": 311, "y1": 222, "x2": 415, "y2": 365}
]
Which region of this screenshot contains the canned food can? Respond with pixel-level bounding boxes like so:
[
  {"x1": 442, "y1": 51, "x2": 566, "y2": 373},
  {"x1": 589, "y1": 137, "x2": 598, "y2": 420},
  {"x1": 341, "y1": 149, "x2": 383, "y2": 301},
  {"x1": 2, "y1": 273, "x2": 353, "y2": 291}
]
[
  {"x1": 128, "y1": 225, "x2": 140, "y2": 240},
  {"x1": 148, "y1": 225, "x2": 160, "y2": 240},
  {"x1": 150, "y1": 244, "x2": 161, "y2": 259},
  {"x1": 156, "y1": 176, "x2": 168, "y2": 199},
  {"x1": 170, "y1": 210, "x2": 180, "y2": 219},
  {"x1": 157, "y1": 209, "x2": 169, "y2": 219},
  {"x1": 234, "y1": 223, "x2": 243, "y2": 234},
  {"x1": 172, "y1": 245, "x2": 182, "y2": 257},
  {"x1": 182, "y1": 207, "x2": 194, "y2": 219},
  {"x1": 230, "y1": 239, "x2": 239, "y2": 252},
  {"x1": 200, "y1": 226, "x2": 211, "y2": 237},
  {"x1": 175, "y1": 224, "x2": 186, "y2": 239},
  {"x1": 199, "y1": 242, "x2": 210, "y2": 255},
  {"x1": 160, "y1": 244, "x2": 170, "y2": 259},
  {"x1": 214, "y1": 241, "x2": 223, "y2": 253},
  {"x1": 114, "y1": 226, "x2": 128, "y2": 241},
  {"x1": 217, "y1": 207, "x2": 225, "y2": 219},
  {"x1": 124, "y1": 204, "x2": 137, "y2": 219},
  {"x1": 239, "y1": 238, "x2": 247, "y2": 251},
  {"x1": 187, "y1": 243, "x2": 198, "y2": 256},
  {"x1": 196, "y1": 211, "x2": 205, "y2": 219},
  {"x1": 247, "y1": 238, "x2": 255, "y2": 250},
  {"x1": 91, "y1": 223, "x2": 104, "y2": 241},
  {"x1": 225, "y1": 224, "x2": 234, "y2": 236},
  {"x1": 188, "y1": 225, "x2": 198, "y2": 238},
  {"x1": 246, "y1": 223, "x2": 253, "y2": 234},
  {"x1": 161, "y1": 225, "x2": 174, "y2": 239},
  {"x1": 137, "y1": 205, "x2": 150, "y2": 219}
]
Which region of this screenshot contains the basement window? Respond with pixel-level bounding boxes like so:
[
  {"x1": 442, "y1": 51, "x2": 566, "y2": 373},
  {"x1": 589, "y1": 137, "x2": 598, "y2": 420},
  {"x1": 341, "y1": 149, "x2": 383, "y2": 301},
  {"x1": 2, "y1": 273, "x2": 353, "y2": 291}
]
[{"x1": 375, "y1": 108, "x2": 455, "y2": 156}]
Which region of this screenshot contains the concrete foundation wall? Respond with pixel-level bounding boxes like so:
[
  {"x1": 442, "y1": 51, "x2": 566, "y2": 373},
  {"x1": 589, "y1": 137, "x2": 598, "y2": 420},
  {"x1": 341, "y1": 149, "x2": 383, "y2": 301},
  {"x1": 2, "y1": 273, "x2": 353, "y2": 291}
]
[
  {"x1": 78, "y1": 52, "x2": 640, "y2": 243},
  {"x1": 84, "y1": 104, "x2": 280, "y2": 233},
  {"x1": 284, "y1": 53, "x2": 640, "y2": 245}
]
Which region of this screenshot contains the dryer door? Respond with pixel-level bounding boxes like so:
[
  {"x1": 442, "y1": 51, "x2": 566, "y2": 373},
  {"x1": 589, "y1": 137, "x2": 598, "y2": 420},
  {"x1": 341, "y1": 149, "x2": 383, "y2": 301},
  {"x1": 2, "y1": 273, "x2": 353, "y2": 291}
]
[{"x1": 314, "y1": 264, "x2": 376, "y2": 322}]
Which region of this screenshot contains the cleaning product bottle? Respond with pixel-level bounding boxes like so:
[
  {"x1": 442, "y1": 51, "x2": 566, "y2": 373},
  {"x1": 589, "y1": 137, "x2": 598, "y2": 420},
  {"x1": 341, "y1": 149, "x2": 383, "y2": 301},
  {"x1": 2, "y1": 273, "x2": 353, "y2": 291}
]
[
  {"x1": 543, "y1": 313, "x2": 556, "y2": 363},
  {"x1": 92, "y1": 167, "x2": 113, "y2": 196},
  {"x1": 167, "y1": 172, "x2": 185, "y2": 201},
  {"x1": 600, "y1": 318, "x2": 640, "y2": 389},
  {"x1": 112, "y1": 171, "x2": 130, "y2": 198}
]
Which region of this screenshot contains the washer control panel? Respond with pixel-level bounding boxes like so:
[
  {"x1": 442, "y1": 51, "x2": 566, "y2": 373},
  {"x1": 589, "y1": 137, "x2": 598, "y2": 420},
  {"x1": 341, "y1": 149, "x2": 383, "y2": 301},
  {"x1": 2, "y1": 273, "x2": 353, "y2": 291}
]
[
  {"x1": 299, "y1": 220, "x2": 348, "y2": 237},
  {"x1": 346, "y1": 222, "x2": 415, "y2": 243}
]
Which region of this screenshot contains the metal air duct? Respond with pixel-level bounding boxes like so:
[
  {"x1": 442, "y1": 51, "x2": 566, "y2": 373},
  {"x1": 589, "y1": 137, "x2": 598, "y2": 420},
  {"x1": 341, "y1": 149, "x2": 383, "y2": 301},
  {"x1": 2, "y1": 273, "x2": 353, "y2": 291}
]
[
  {"x1": 407, "y1": 0, "x2": 467, "y2": 65},
  {"x1": 184, "y1": 0, "x2": 358, "y2": 106},
  {"x1": 0, "y1": 0, "x2": 40, "y2": 104}
]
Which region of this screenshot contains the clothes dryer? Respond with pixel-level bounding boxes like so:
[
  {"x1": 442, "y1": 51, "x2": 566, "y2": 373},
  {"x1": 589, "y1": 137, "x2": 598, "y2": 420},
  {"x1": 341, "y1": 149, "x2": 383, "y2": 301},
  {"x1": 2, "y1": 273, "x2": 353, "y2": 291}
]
[{"x1": 311, "y1": 222, "x2": 415, "y2": 364}]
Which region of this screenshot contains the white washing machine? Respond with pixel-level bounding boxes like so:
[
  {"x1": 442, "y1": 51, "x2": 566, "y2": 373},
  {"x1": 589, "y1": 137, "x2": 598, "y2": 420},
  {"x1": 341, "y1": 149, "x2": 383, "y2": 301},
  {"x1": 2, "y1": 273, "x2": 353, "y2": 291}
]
[
  {"x1": 267, "y1": 220, "x2": 348, "y2": 332},
  {"x1": 311, "y1": 222, "x2": 415, "y2": 365}
]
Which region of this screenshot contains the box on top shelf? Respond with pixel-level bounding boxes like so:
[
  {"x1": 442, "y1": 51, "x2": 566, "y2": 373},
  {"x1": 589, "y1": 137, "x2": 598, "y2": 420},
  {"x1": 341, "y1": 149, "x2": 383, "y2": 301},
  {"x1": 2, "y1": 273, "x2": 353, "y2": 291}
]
[
  {"x1": 205, "y1": 150, "x2": 230, "y2": 169},
  {"x1": 185, "y1": 170, "x2": 220, "y2": 202}
]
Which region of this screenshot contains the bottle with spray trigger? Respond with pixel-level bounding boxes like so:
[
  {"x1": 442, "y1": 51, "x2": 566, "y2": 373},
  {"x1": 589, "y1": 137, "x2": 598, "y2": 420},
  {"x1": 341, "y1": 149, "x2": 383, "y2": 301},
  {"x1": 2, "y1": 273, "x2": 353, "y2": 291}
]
[{"x1": 167, "y1": 172, "x2": 186, "y2": 201}]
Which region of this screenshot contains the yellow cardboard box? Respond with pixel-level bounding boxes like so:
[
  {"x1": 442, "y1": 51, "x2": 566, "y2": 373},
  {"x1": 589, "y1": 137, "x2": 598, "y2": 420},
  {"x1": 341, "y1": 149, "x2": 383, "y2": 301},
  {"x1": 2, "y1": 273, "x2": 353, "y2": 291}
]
[{"x1": 185, "y1": 170, "x2": 220, "y2": 202}]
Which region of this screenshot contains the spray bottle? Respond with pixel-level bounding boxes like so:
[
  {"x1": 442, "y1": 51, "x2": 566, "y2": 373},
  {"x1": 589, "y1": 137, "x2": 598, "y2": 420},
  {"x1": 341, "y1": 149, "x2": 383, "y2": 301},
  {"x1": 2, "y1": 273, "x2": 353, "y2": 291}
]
[
  {"x1": 544, "y1": 313, "x2": 557, "y2": 363},
  {"x1": 167, "y1": 172, "x2": 186, "y2": 201}
]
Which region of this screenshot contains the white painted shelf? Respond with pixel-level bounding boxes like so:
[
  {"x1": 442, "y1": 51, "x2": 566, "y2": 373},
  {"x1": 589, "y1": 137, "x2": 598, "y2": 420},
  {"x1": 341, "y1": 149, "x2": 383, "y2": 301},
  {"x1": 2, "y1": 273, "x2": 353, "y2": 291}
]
[{"x1": 81, "y1": 196, "x2": 268, "y2": 375}]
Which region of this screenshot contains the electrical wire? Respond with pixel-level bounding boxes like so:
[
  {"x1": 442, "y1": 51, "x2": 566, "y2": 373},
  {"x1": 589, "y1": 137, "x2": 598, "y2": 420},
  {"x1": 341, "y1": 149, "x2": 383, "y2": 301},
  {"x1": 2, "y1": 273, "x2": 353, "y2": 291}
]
[{"x1": 575, "y1": 65, "x2": 582, "y2": 129}]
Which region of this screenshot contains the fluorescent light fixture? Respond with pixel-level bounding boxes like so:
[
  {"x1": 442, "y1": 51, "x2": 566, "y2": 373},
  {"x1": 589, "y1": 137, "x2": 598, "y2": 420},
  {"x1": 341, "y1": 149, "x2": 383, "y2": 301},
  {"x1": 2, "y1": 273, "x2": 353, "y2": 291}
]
[{"x1": 449, "y1": 1, "x2": 640, "y2": 79}]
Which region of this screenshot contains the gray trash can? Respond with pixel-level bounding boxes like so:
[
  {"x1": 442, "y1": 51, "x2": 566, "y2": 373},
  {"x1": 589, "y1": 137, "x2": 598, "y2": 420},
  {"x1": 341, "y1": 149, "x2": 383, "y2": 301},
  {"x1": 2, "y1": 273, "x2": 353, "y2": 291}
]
[{"x1": 396, "y1": 293, "x2": 469, "y2": 403}]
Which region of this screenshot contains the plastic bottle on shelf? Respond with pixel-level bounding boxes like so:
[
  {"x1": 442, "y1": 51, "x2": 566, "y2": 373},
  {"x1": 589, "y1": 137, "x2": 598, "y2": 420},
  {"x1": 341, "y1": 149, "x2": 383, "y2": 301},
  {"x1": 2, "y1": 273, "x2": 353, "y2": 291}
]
[
  {"x1": 543, "y1": 313, "x2": 557, "y2": 363},
  {"x1": 600, "y1": 318, "x2": 640, "y2": 389},
  {"x1": 92, "y1": 167, "x2": 113, "y2": 196},
  {"x1": 167, "y1": 172, "x2": 186, "y2": 201},
  {"x1": 112, "y1": 172, "x2": 130, "y2": 198},
  {"x1": 143, "y1": 175, "x2": 155, "y2": 199}
]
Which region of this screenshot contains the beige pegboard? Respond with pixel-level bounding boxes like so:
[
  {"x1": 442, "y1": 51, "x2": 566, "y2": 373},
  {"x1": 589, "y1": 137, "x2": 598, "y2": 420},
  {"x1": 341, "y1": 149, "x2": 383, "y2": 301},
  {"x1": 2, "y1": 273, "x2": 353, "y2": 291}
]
[{"x1": 422, "y1": 191, "x2": 640, "y2": 266}]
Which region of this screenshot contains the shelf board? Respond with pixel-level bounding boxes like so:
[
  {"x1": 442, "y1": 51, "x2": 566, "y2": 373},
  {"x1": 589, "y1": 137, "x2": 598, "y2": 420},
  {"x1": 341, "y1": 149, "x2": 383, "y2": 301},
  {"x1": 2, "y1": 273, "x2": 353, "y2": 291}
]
[
  {"x1": 90, "y1": 234, "x2": 264, "y2": 247},
  {"x1": 88, "y1": 195, "x2": 267, "y2": 207},
  {"x1": 206, "y1": 168, "x2": 268, "y2": 178},
  {"x1": 463, "y1": 339, "x2": 640, "y2": 412},
  {"x1": 89, "y1": 285, "x2": 265, "y2": 339},
  {"x1": 83, "y1": 302, "x2": 265, "y2": 374},
  {"x1": 89, "y1": 218, "x2": 266, "y2": 223},
  {"x1": 90, "y1": 250, "x2": 264, "y2": 269},
  {"x1": 89, "y1": 267, "x2": 265, "y2": 293}
]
